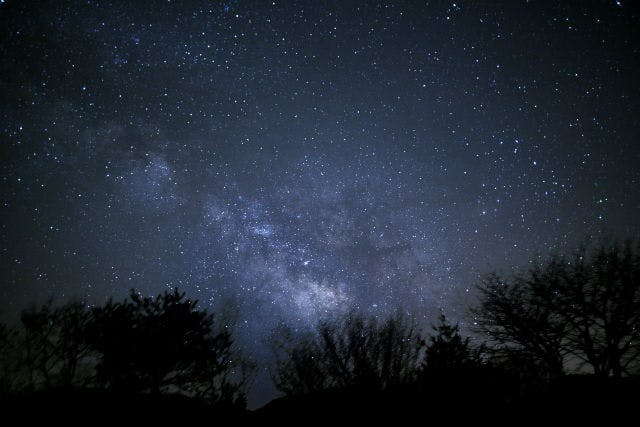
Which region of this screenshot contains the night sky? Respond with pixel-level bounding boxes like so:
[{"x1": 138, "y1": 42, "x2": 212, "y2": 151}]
[{"x1": 1, "y1": 0, "x2": 639, "y2": 405}]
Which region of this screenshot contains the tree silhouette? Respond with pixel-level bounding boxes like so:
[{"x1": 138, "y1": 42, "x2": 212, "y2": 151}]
[
  {"x1": 270, "y1": 326, "x2": 328, "y2": 395},
  {"x1": 415, "y1": 314, "x2": 517, "y2": 411},
  {"x1": 272, "y1": 312, "x2": 422, "y2": 395},
  {"x1": 87, "y1": 288, "x2": 249, "y2": 407},
  {"x1": 0, "y1": 322, "x2": 17, "y2": 394},
  {"x1": 559, "y1": 242, "x2": 640, "y2": 376},
  {"x1": 422, "y1": 314, "x2": 477, "y2": 373},
  {"x1": 474, "y1": 240, "x2": 640, "y2": 378},
  {"x1": 473, "y1": 268, "x2": 567, "y2": 378},
  {"x1": 19, "y1": 300, "x2": 93, "y2": 389}
]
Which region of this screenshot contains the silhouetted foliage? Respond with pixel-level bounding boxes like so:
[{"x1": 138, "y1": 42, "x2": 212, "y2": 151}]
[
  {"x1": 474, "y1": 240, "x2": 640, "y2": 377},
  {"x1": 422, "y1": 314, "x2": 479, "y2": 374},
  {"x1": 0, "y1": 288, "x2": 251, "y2": 411},
  {"x1": 272, "y1": 312, "x2": 422, "y2": 395},
  {"x1": 87, "y1": 288, "x2": 250, "y2": 407}
]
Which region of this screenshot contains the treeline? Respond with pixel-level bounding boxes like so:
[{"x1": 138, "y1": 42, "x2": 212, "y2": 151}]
[
  {"x1": 271, "y1": 239, "x2": 640, "y2": 397},
  {"x1": 0, "y1": 240, "x2": 639, "y2": 414},
  {"x1": 270, "y1": 312, "x2": 488, "y2": 394},
  {"x1": 476, "y1": 240, "x2": 640, "y2": 379},
  {"x1": 0, "y1": 289, "x2": 250, "y2": 409}
]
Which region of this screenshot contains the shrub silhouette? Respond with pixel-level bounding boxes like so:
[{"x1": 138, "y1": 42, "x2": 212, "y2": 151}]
[{"x1": 474, "y1": 240, "x2": 640, "y2": 378}]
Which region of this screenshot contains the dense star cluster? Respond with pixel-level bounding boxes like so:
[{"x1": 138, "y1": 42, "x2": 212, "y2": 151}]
[{"x1": 1, "y1": 0, "x2": 639, "y2": 403}]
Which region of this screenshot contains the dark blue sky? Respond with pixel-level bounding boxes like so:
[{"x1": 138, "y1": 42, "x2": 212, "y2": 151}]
[{"x1": 1, "y1": 0, "x2": 639, "y2": 406}]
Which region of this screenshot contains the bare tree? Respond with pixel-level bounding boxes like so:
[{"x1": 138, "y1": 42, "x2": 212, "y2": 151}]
[
  {"x1": 272, "y1": 312, "x2": 423, "y2": 395},
  {"x1": 473, "y1": 265, "x2": 568, "y2": 378},
  {"x1": 559, "y1": 242, "x2": 640, "y2": 376},
  {"x1": 474, "y1": 240, "x2": 640, "y2": 378},
  {"x1": 270, "y1": 326, "x2": 328, "y2": 395}
]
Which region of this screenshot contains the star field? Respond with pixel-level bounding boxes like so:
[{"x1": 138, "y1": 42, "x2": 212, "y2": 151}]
[{"x1": 1, "y1": 0, "x2": 639, "y2": 404}]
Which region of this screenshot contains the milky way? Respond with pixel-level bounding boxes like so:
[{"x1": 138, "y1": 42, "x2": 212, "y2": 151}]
[{"x1": 1, "y1": 0, "x2": 639, "y2": 404}]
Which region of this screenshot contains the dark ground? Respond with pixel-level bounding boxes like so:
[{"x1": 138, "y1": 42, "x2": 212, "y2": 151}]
[{"x1": 1, "y1": 375, "x2": 637, "y2": 425}]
